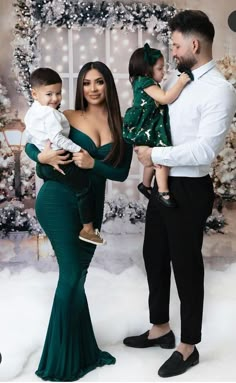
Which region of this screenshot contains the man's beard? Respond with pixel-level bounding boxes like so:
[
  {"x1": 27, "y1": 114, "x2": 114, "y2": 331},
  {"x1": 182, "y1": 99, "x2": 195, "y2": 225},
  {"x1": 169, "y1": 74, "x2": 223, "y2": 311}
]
[{"x1": 176, "y1": 57, "x2": 197, "y2": 72}]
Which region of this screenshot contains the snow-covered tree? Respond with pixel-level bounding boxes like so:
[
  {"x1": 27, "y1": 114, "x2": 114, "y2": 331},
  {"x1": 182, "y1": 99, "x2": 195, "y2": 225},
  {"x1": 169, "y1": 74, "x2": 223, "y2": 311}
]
[{"x1": 212, "y1": 56, "x2": 236, "y2": 200}]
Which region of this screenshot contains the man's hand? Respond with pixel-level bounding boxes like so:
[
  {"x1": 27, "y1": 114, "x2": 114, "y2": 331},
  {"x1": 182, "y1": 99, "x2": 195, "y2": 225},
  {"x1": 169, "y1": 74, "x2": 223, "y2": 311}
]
[{"x1": 134, "y1": 146, "x2": 153, "y2": 167}]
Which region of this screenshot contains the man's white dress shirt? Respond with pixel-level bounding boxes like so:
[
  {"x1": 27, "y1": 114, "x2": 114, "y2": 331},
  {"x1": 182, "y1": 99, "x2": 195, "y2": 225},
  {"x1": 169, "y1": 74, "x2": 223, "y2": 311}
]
[
  {"x1": 151, "y1": 60, "x2": 236, "y2": 177},
  {"x1": 24, "y1": 100, "x2": 81, "y2": 152}
]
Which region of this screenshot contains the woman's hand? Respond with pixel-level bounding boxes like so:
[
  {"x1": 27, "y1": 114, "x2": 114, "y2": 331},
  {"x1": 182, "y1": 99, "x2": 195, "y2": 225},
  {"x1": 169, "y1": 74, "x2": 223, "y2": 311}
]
[
  {"x1": 73, "y1": 149, "x2": 95, "y2": 169},
  {"x1": 38, "y1": 141, "x2": 73, "y2": 174}
]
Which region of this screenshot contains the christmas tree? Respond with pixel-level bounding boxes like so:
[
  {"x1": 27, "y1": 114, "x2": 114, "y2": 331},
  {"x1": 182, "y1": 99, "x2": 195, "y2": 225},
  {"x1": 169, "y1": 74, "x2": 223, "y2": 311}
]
[
  {"x1": 0, "y1": 79, "x2": 11, "y2": 129},
  {"x1": 212, "y1": 56, "x2": 236, "y2": 200},
  {"x1": 0, "y1": 80, "x2": 13, "y2": 202},
  {"x1": 0, "y1": 80, "x2": 36, "y2": 203}
]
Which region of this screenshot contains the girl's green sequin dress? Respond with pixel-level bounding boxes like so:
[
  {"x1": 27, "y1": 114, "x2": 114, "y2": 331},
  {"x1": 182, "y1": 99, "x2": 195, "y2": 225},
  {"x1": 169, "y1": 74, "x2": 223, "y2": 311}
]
[{"x1": 123, "y1": 76, "x2": 172, "y2": 147}]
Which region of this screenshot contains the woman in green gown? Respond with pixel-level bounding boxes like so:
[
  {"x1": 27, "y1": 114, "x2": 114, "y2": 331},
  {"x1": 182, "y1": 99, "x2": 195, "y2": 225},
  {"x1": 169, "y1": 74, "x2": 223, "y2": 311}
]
[{"x1": 25, "y1": 61, "x2": 133, "y2": 381}]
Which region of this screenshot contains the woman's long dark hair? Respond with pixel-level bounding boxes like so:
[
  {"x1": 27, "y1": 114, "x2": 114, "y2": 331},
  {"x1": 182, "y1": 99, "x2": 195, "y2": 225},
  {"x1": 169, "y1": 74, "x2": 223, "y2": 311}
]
[{"x1": 75, "y1": 61, "x2": 124, "y2": 166}]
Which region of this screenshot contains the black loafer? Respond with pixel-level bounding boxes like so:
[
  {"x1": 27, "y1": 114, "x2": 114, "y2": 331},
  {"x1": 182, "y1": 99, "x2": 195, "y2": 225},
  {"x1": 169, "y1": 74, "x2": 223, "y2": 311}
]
[
  {"x1": 137, "y1": 183, "x2": 152, "y2": 199},
  {"x1": 123, "y1": 330, "x2": 175, "y2": 349},
  {"x1": 158, "y1": 346, "x2": 199, "y2": 378}
]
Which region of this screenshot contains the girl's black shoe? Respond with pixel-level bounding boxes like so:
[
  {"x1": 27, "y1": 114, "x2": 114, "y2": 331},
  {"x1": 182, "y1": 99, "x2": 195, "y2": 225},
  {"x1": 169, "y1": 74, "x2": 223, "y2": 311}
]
[
  {"x1": 157, "y1": 191, "x2": 177, "y2": 208},
  {"x1": 137, "y1": 182, "x2": 152, "y2": 199}
]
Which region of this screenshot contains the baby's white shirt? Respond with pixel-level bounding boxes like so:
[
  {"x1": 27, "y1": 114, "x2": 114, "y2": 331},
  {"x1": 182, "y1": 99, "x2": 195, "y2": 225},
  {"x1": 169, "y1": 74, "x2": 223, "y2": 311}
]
[{"x1": 24, "y1": 100, "x2": 81, "y2": 152}]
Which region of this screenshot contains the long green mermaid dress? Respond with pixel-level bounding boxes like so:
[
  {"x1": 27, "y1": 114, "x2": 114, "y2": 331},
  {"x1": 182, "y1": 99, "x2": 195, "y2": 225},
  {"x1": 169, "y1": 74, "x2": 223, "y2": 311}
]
[{"x1": 25, "y1": 127, "x2": 133, "y2": 381}]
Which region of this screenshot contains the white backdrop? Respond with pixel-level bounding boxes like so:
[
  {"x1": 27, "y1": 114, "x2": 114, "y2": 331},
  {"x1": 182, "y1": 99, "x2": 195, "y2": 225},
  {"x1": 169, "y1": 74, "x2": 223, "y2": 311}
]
[{"x1": 38, "y1": 25, "x2": 170, "y2": 200}]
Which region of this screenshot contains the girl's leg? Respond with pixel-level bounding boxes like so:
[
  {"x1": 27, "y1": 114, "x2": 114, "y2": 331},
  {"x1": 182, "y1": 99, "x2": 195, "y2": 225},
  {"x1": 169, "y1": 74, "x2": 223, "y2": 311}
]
[
  {"x1": 143, "y1": 166, "x2": 154, "y2": 188},
  {"x1": 138, "y1": 166, "x2": 154, "y2": 199},
  {"x1": 155, "y1": 165, "x2": 169, "y2": 193},
  {"x1": 155, "y1": 166, "x2": 177, "y2": 208}
]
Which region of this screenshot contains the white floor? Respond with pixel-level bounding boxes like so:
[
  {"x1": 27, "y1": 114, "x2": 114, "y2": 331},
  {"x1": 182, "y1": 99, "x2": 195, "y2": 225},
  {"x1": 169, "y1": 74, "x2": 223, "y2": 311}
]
[{"x1": 0, "y1": 230, "x2": 236, "y2": 382}]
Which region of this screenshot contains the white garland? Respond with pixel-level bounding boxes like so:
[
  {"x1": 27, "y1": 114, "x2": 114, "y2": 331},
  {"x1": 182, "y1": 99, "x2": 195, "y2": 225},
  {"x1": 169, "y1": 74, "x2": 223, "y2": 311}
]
[{"x1": 12, "y1": 0, "x2": 177, "y2": 103}]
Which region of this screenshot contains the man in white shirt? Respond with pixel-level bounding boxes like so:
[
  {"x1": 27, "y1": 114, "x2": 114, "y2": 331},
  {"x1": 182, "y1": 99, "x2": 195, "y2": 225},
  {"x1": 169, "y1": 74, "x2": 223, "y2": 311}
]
[{"x1": 123, "y1": 10, "x2": 236, "y2": 377}]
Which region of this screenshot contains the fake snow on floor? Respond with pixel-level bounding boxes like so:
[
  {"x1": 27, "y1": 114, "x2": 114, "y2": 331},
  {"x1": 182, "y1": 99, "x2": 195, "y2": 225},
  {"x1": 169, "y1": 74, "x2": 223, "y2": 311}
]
[{"x1": 0, "y1": 239, "x2": 236, "y2": 382}]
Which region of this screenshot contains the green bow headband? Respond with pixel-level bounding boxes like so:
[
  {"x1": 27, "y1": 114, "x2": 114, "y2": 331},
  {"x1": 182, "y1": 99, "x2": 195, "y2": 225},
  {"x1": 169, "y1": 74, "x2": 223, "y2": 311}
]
[{"x1": 143, "y1": 43, "x2": 163, "y2": 66}]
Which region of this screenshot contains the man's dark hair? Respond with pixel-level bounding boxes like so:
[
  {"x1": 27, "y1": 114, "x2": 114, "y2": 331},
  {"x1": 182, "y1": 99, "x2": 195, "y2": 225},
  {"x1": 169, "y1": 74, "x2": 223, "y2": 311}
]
[
  {"x1": 169, "y1": 10, "x2": 215, "y2": 43},
  {"x1": 30, "y1": 67, "x2": 62, "y2": 88}
]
